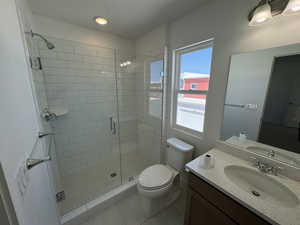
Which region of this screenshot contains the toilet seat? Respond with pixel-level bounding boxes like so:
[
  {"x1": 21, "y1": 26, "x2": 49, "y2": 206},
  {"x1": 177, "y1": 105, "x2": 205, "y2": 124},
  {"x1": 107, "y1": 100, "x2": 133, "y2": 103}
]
[{"x1": 138, "y1": 164, "x2": 173, "y2": 190}]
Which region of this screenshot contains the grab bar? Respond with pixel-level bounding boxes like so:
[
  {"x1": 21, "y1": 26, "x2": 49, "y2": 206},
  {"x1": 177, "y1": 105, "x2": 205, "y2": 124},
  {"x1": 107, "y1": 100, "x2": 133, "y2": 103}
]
[
  {"x1": 38, "y1": 132, "x2": 54, "y2": 138},
  {"x1": 225, "y1": 103, "x2": 258, "y2": 110},
  {"x1": 224, "y1": 103, "x2": 245, "y2": 108},
  {"x1": 26, "y1": 132, "x2": 54, "y2": 170}
]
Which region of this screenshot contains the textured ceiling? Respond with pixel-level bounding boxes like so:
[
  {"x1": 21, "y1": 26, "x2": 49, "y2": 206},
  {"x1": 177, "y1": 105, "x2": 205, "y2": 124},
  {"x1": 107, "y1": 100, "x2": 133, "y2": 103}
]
[{"x1": 28, "y1": 0, "x2": 208, "y2": 39}]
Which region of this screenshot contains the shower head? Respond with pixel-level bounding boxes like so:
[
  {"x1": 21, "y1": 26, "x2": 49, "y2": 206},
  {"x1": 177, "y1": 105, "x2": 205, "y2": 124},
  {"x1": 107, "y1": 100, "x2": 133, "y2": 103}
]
[
  {"x1": 26, "y1": 30, "x2": 55, "y2": 50},
  {"x1": 46, "y1": 41, "x2": 55, "y2": 50}
]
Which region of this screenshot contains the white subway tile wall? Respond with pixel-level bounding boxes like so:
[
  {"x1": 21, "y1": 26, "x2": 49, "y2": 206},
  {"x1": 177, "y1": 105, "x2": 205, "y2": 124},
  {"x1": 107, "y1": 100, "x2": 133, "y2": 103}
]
[{"x1": 39, "y1": 37, "x2": 122, "y2": 214}]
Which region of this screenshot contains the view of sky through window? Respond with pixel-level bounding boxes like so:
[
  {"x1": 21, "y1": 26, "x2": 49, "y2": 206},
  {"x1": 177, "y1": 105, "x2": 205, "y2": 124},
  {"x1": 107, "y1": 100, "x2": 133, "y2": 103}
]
[
  {"x1": 180, "y1": 47, "x2": 212, "y2": 74},
  {"x1": 150, "y1": 60, "x2": 164, "y2": 84}
]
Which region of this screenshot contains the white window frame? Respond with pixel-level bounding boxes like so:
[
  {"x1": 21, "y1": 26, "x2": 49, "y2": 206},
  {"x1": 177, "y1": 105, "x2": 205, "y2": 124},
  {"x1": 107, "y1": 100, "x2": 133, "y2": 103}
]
[{"x1": 171, "y1": 39, "x2": 214, "y2": 137}]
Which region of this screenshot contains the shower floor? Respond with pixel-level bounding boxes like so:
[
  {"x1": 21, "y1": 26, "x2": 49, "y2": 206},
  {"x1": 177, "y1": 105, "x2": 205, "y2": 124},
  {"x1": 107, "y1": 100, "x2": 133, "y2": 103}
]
[
  {"x1": 77, "y1": 191, "x2": 185, "y2": 225},
  {"x1": 60, "y1": 150, "x2": 152, "y2": 215}
]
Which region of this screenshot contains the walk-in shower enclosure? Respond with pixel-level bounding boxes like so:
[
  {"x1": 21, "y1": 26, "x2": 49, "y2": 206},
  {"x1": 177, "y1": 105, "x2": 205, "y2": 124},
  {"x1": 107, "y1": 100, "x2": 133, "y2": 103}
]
[{"x1": 26, "y1": 33, "x2": 166, "y2": 215}]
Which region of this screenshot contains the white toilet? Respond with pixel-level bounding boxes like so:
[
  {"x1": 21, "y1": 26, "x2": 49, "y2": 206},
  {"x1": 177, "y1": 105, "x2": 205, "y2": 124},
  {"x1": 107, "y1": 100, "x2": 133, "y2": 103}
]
[{"x1": 137, "y1": 137, "x2": 194, "y2": 217}]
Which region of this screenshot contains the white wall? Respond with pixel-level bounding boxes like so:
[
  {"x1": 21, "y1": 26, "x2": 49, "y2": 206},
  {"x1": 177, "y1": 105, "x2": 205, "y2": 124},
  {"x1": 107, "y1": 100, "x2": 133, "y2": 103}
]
[
  {"x1": 33, "y1": 14, "x2": 134, "y2": 57},
  {"x1": 0, "y1": 0, "x2": 59, "y2": 225},
  {"x1": 166, "y1": 0, "x2": 300, "y2": 155},
  {"x1": 136, "y1": 25, "x2": 167, "y2": 56}
]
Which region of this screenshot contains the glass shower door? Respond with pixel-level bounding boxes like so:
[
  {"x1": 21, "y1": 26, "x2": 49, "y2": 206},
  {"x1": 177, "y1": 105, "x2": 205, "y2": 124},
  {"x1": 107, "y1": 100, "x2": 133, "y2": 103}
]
[
  {"x1": 32, "y1": 37, "x2": 121, "y2": 215},
  {"x1": 117, "y1": 51, "x2": 165, "y2": 184}
]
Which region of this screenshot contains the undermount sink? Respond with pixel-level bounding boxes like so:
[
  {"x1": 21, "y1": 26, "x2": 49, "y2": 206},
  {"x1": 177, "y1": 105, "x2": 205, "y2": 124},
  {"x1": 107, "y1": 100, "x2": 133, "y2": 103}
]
[{"x1": 224, "y1": 165, "x2": 299, "y2": 208}]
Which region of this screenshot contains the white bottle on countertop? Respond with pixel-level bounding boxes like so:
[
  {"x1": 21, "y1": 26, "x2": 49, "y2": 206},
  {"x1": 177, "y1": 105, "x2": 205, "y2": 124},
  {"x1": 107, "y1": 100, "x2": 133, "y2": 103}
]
[{"x1": 238, "y1": 131, "x2": 247, "y2": 143}]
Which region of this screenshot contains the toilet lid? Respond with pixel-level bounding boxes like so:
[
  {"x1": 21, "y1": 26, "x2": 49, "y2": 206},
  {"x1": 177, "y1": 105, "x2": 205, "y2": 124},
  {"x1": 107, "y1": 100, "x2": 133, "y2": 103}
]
[{"x1": 138, "y1": 164, "x2": 173, "y2": 190}]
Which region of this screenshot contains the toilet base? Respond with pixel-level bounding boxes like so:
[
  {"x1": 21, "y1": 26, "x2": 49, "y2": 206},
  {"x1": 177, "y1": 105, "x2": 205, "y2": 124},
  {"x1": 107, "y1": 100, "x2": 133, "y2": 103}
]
[{"x1": 140, "y1": 185, "x2": 181, "y2": 218}]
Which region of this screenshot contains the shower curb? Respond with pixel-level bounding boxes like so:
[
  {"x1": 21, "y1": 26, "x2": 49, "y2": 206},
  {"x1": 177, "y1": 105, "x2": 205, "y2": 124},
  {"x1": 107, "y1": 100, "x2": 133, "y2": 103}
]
[{"x1": 61, "y1": 180, "x2": 137, "y2": 225}]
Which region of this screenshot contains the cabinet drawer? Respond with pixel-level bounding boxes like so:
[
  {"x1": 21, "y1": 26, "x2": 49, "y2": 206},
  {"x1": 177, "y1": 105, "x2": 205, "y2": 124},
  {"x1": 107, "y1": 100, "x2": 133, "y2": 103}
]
[{"x1": 188, "y1": 173, "x2": 270, "y2": 225}]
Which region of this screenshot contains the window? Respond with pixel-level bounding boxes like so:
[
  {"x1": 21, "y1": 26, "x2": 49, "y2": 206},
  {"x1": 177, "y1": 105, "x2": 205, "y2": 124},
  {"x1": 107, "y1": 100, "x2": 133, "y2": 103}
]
[
  {"x1": 190, "y1": 83, "x2": 198, "y2": 90},
  {"x1": 148, "y1": 59, "x2": 164, "y2": 118},
  {"x1": 172, "y1": 40, "x2": 213, "y2": 135}
]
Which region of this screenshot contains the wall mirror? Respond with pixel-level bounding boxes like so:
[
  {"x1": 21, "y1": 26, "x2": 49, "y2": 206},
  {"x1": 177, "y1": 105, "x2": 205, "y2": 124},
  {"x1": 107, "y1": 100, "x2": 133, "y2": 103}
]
[{"x1": 221, "y1": 43, "x2": 300, "y2": 167}]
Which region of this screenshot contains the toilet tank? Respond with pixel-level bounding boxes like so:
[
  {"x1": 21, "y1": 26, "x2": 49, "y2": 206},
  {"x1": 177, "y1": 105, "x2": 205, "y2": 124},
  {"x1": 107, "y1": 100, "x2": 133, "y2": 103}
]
[{"x1": 166, "y1": 138, "x2": 194, "y2": 171}]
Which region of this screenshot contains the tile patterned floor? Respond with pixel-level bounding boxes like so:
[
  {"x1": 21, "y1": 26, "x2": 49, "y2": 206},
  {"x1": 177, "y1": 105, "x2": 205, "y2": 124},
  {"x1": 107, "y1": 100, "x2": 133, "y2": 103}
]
[{"x1": 79, "y1": 191, "x2": 185, "y2": 225}]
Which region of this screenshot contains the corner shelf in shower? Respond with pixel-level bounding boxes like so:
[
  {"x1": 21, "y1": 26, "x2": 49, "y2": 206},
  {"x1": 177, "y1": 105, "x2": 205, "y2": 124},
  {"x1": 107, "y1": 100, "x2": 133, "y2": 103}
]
[{"x1": 49, "y1": 105, "x2": 68, "y2": 117}]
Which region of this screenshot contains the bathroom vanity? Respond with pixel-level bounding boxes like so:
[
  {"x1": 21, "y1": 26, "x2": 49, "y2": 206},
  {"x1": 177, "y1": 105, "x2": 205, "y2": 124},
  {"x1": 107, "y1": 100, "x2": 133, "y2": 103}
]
[
  {"x1": 184, "y1": 142, "x2": 300, "y2": 225},
  {"x1": 184, "y1": 173, "x2": 270, "y2": 225}
]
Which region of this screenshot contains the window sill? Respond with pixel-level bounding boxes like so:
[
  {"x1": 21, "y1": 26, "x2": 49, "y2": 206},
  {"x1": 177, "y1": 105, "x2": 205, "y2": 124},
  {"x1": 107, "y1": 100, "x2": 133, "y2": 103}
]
[{"x1": 171, "y1": 126, "x2": 204, "y2": 141}]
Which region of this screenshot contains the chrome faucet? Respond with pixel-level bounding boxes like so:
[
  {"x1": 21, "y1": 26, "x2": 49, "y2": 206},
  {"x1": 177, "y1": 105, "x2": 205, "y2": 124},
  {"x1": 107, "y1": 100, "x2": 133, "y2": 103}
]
[
  {"x1": 250, "y1": 157, "x2": 283, "y2": 176},
  {"x1": 42, "y1": 107, "x2": 57, "y2": 121},
  {"x1": 267, "y1": 149, "x2": 275, "y2": 158}
]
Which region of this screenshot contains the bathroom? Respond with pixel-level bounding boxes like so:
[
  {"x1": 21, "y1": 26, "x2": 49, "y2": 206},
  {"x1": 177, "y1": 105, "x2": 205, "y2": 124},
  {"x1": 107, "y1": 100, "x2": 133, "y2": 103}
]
[{"x1": 1, "y1": 0, "x2": 300, "y2": 225}]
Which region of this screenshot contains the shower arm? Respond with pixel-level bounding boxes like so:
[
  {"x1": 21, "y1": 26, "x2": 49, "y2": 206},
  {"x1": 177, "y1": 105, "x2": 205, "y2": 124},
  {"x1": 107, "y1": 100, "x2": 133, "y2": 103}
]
[
  {"x1": 33, "y1": 32, "x2": 48, "y2": 43},
  {"x1": 25, "y1": 30, "x2": 55, "y2": 49},
  {"x1": 26, "y1": 30, "x2": 45, "y2": 42}
]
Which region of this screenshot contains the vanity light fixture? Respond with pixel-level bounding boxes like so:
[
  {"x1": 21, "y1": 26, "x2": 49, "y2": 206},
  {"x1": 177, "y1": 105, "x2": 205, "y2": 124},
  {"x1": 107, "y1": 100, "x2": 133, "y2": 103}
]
[
  {"x1": 249, "y1": 0, "x2": 273, "y2": 26},
  {"x1": 248, "y1": 0, "x2": 300, "y2": 26},
  {"x1": 120, "y1": 61, "x2": 132, "y2": 68},
  {"x1": 94, "y1": 17, "x2": 108, "y2": 25},
  {"x1": 282, "y1": 0, "x2": 300, "y2": 14}
]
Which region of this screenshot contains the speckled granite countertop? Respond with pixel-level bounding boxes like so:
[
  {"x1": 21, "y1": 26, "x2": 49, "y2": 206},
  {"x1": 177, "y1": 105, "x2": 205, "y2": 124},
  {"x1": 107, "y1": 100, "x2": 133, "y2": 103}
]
[{"x1": 185, "y1": 148, "x2": 300, "y2": 225}]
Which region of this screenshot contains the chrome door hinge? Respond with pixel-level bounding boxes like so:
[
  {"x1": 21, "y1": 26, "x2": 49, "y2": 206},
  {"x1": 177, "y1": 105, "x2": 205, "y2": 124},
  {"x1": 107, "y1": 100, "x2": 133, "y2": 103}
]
[
  {"x1": 109, "y1": 116, "x2": 117, "y2": 135},
  {"x1": 30, "y1": 56, "x2": 42, "y2": 70},
  {"x1": 56, "y1": 191, "x2": 66, "y2": 202}
]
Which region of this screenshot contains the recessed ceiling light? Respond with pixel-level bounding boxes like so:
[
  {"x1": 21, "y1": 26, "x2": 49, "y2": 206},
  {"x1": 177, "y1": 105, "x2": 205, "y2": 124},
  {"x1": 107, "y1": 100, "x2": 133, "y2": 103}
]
[{"x1": 94, "y1": 17, "x2": 108, "y2": 25}]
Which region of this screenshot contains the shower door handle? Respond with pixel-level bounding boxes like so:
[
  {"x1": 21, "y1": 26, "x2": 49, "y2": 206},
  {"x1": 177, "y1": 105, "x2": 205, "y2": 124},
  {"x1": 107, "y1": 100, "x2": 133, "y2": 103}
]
[
  {"x1": 112, "y1": 120, "x2": 116, "y2": 135},
  {"x1": 109, "y1": 116, "x2": 117, "y2": 135}
]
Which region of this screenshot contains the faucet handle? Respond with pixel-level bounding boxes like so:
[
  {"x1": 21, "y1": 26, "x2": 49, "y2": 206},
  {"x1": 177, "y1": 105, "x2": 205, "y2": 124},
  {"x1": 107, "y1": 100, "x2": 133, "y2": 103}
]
[
  {"x1": 250, "y1": 156, "x2": 260, "y2": 167},
  {"x1": 267, "y1": 149, "x2": 275, "y2": 158},
  {"x1": 273, "y1": 166, "x2": 284, "y2": 176}
]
